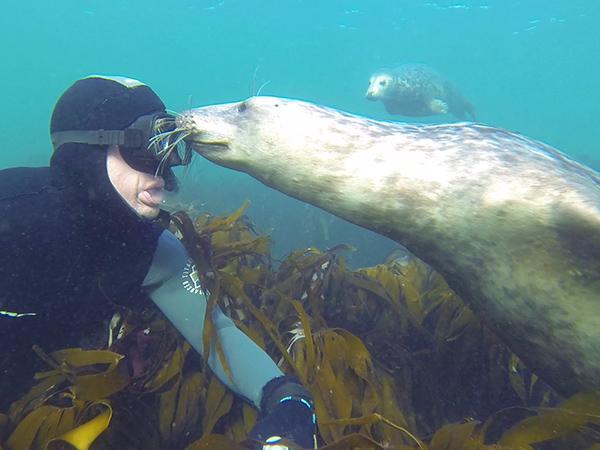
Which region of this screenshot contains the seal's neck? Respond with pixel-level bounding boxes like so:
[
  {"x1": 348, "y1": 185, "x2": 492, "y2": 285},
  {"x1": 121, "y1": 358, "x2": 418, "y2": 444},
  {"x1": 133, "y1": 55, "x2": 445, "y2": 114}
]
[{"x1": 250, "y1": 123, "x2": 458, "y2": 257}]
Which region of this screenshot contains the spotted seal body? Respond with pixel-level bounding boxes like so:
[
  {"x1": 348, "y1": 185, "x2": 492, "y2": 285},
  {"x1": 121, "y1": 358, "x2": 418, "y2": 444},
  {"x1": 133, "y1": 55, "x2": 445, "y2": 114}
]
[
  {"x1": 366, "y1": 64, "x2": 477, "y2": 120},
  {"x1": 178, "y1": 96, "x2": 600, "y2": 396}
]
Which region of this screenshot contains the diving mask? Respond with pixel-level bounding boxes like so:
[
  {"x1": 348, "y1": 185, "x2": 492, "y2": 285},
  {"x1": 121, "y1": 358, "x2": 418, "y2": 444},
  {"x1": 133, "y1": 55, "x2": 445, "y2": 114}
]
[{"x1": 50, "y1": 112, "x2": 192, "y2": 179}]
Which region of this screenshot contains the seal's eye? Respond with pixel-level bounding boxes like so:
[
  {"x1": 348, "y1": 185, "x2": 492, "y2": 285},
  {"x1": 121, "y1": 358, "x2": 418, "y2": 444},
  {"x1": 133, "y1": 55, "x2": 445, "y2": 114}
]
[
  {"x1": 237, "y1": 102, "x2": 247, "y2": 113},
  {"x1": 379, "y1": 80, "x2": 387, "y2": 86}
]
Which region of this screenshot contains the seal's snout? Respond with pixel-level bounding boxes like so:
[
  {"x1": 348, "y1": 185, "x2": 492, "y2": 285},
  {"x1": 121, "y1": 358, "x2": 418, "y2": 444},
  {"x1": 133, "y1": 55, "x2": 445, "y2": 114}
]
[
  {"x1": 366, "y1": 80, "x2": 376, "y2": 100},
  {"x1": 176, "y1": 108, "x2": 231, "y2": 155},
  {"x1": 175, "y1": 111, "x2": 199, "y2": 132},
  {"x1": 176, "y1": 110, "x2": 209, "y2": 137}
]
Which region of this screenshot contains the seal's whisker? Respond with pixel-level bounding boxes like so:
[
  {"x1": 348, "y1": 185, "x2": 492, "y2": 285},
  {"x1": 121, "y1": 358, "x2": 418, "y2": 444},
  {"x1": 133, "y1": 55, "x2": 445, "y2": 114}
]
[
  {"x1": 249, "y1": 64, "x2": 273, "y2": 96},
  {"x1": 153, "y1": 115, "x2": 177, "y2": 131},
  {"x1": 167, "y1": 132, "x2": 191, "y2": 156},
  {"x1": 166, "y1": 108, "x2": 181, "y2": 117},
  {"x1": 152, "y1": 130, "x2": 192, "y2": 176},
  {"x1": 249, "y1": 64, "x2": 261, "y2": 96},
  {"x1": 155, "y1": 151, "x2": 174, "y2": 176},
  {"x1": 148, "y1": 127, "x2": 190, "y2": 156},
  {"x1": 148, "y1": 131, "x2": 174, "y2": 154},
  {"x1": 255, "y1": 80, "x2": 271, "y2": 96},
  {"x1": 148, "y1": 129, "x2": 178, "y2": 147},
  {"x1": 154, "y1": 134, "x2": 191, "y2": 174}
]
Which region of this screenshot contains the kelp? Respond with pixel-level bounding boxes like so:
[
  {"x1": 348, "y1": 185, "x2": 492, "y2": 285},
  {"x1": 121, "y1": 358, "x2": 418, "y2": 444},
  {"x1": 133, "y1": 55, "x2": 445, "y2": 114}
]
[
  {"x1": 46, "y1": 401, "x2": 112, "y2": 450},
  {"x1": 2, "y1": 312, "x2": 191, "y2": 449},
  {"x1": 6, "y1": 397, "x2": 111, "y2": 450},
  {"x1": 2, "y1": 204, "x2": 599, "y2": 449},
  {"x1": 422, "y1": 391, "x2": 600, "y2": 450}
]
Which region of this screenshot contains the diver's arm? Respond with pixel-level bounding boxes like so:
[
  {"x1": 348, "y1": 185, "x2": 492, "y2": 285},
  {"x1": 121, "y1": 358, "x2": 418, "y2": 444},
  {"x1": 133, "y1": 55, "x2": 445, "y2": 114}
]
[{"x1": 142, "y1": 230, "x2": 283, "y2": 407}]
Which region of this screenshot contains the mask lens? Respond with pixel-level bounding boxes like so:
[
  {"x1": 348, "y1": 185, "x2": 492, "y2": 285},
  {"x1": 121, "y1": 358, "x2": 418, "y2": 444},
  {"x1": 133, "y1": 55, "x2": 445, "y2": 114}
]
[
  {"x1": 149, "y1": 115, "x2": 192, "y2": 169},
  {"x1": 121, "y1": 113, "x2": 191, "y2": 177},
  {"x1": 120, "y1": 149, "x2": 161, "y2": 174}
]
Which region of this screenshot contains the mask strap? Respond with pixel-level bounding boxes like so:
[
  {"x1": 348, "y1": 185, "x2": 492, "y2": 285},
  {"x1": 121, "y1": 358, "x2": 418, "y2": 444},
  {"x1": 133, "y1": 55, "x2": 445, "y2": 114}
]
[{"x1": 51, "y1": 129, "x2": 143, "y2": 150}]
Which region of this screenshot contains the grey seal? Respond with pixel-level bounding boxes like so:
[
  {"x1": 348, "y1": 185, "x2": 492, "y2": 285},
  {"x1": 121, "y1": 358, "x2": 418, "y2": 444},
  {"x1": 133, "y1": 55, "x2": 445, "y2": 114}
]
[
  {"x1": 366, "y1": 64, "x2": 477, "y2": 120},
  {"x1": 174, "y1": 96, "x2": 600, "y2": 396}
]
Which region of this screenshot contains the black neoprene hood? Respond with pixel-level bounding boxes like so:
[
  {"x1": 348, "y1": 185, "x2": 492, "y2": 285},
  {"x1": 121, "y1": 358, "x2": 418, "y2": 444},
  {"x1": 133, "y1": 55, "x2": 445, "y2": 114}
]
[
  {"x1": 50, "y1": 75, "x2": 166, "y2": 136},
  {"x1": 49, "y1": 75, "x2": 180, "y2": 191}
]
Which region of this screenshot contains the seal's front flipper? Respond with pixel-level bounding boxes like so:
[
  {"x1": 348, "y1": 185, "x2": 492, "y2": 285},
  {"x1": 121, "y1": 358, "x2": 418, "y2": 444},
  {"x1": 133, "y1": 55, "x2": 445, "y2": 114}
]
[{"x1": 429, "y1": 98, "x2": 449, "y2": 115}]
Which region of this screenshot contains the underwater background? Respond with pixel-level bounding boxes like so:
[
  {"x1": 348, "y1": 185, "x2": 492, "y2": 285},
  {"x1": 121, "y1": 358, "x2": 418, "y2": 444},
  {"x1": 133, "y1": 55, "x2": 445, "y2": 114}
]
[{"x1": 1, "y1": 0, "x2": 599, "y2": 267}]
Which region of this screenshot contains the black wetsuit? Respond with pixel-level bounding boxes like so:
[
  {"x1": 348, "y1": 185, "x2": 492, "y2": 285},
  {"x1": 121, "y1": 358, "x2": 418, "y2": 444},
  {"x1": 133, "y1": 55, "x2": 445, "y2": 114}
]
[
  {"x1": 0, "y1": 146, "x2": 281, "y2": 411},
  {"x1": 0, "y1": 146, "x2": 162, "y2": 407}
]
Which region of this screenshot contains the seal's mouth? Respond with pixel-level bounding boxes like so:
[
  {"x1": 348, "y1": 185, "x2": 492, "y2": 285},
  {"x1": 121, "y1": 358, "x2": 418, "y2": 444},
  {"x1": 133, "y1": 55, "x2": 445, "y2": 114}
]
[{"x1": 186, "y1": 135, "x2": 229, "y2": 154}]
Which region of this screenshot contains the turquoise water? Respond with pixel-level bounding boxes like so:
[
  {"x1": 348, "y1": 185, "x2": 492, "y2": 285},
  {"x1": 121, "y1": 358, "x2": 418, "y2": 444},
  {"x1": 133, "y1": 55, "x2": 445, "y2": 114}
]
[{"x1": 2, "y1": 0, "x2": 599, "y2": 265}]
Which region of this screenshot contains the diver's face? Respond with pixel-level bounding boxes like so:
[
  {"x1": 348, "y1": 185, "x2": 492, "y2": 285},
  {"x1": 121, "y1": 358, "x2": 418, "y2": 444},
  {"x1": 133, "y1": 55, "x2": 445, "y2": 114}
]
[{"x1": 106, "y1": 145, "x2": 165, "y2": 219}]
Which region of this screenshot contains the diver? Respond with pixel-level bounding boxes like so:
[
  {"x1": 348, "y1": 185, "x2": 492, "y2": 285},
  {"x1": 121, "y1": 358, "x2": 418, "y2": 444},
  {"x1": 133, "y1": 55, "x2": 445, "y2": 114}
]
[{"x1": 0, "y1": 75, "x2": 316, "y2": 449}]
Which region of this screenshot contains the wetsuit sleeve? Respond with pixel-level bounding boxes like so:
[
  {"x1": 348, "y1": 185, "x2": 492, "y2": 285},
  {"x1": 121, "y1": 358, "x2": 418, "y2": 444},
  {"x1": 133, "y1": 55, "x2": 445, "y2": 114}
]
[{"x1": 142, "y1": 230, "x2": 283, "y2": 407}]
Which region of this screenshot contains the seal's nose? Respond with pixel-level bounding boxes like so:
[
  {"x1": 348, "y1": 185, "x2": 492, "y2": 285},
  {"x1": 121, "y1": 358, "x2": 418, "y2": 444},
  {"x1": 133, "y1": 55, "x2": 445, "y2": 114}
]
[{"x1": 366, "y1": 91, "x2": 376, "y2": 100}]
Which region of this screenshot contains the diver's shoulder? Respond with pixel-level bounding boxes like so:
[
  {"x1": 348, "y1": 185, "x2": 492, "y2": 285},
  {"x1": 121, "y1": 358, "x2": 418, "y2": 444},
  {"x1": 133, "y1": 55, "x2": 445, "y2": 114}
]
[
  {"x1": 0, "y1": 166, "x2": 51, "y2": 178},
  {"x1": 0, "y1": 166, "x2": 52, "y2": 200}
]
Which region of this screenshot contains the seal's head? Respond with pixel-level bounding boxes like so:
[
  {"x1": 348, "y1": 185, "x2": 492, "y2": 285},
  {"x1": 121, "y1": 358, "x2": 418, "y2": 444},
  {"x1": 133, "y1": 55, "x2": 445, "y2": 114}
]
[
  {"x1": 177, "y1": 96, "x2": 364, "y2": 177},
  {"x1": 176, "y1": 95, "x2": 408, "y2": 228},
  {"x1": 366, "y1": 70, "x2": 396, "y2": 101}
]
